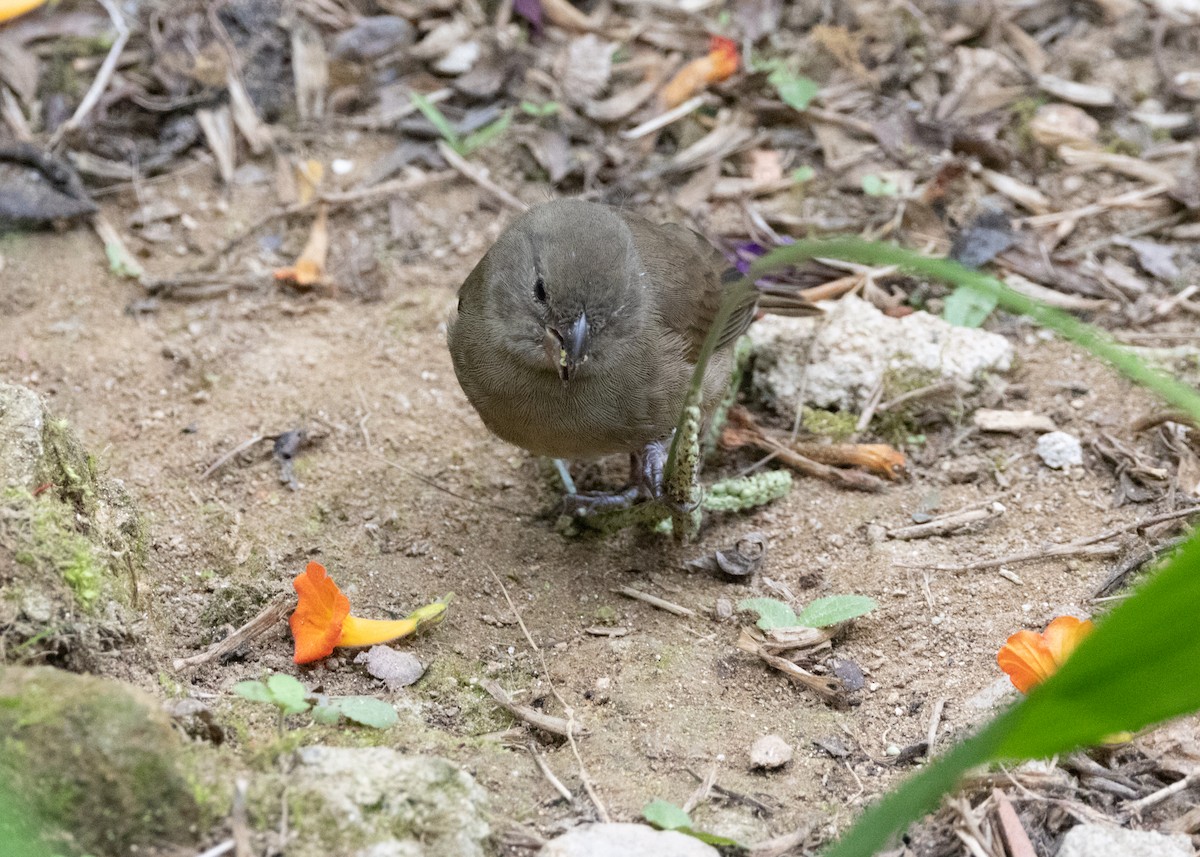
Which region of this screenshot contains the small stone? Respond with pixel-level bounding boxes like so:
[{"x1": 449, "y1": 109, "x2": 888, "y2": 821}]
[
  {"x1": 434, "y1": 42, "x2": 480, "y2": 76},
  {"x1": 865, "y1": 523, "x2": 888, "y2": 544},
  {"x1": 541, "y1": 823, "x2": 719, "y2": 857},
  {"x1": 355, "y1": 647, "x2": 424, "y2": 690},
  {"x1": 1055, "y1": 824, "x2": 1192, "y2": 857},
  {"x1": 749, "y1": 734, "x2": 793, "y2": 770},
  {"x1": 1037, "y1": 431, "x2": 1084, "y2": 469},
  {"x1": 714, "y1": 597, "x2": 733, "y2": 620},
  {"x1": 331, "y1": 16, "x2": 415, "y2": 61}
]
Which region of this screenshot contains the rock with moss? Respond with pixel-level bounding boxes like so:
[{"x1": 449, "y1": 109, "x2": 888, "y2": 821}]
[
  {"x1": 0, "y1": 382, "x2": 145, "y2": 666},
  {"x1": 747, "y1": 295, "x2": 1013, "y2": 413},
  {"x1": 0, "y1": 666, "x2": 203, "y2": 856},
  {"x1": 264, "y1": 746, "x2": 489, "y2": 857}
]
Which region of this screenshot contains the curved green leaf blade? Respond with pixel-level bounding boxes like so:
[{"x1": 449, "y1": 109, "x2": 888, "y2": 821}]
[{"x1": 795, "y1": 595, "x2": 877, "y2": 628}]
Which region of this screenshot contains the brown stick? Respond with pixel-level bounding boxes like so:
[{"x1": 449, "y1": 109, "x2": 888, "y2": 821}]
[
  {"x1": 613, "y1": 585, "x2": 696, "y2": 617},
  {"x1": 173, "y1": 594, "x2": 291, "y2": 672},
  {"x1": 479, "y1": 679, "x2": 586, "y2": 739}
]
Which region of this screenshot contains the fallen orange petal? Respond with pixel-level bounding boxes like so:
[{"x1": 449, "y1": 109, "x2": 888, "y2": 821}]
[
  {"x1": 997, "y1": 629, "x2": 1058, "y2": 694},
  {"x1": 289, "y1": 561, "x2": 350, "y2": 664},
  {"x1": 1042, "y1": 615, "x2": 1093, "y2": 665},
  {"x1": 274, "y1": 206, "x2": 329, "y2": 287},
  {"x1": 660, "y1": 36, "x2": 740, "y2": 108}
]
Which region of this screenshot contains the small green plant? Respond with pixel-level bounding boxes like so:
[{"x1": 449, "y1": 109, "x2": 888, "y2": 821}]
[
  {"x1": 755, "y1": 57, "x2": 820, "y2": 112},
  {"x1": 739, "y1": 595, "x2": 877, "y2": 630},
  {"x1": 792, "y1": 165, "x2": 816, "y2": 184},
  {"x1": 234, "y1": 674, "x2": 398, "y2": 732},
  {"x1": 861, "y1": 174, "x2": 901, "y2": 197},
  {"x1": 410, "y1": 92, "x2": 511, "y2": 157},
  {"x1": 519, "y1": 100, "x2": 559, "y2": 118},
  {"x1": 642, "y1": 799, "x2": 741, "y2": 848}
]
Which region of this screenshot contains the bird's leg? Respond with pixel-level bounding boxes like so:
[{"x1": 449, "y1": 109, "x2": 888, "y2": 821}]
[{"x1": 631, "y1": 437, "x2": 670, "y2": 502}]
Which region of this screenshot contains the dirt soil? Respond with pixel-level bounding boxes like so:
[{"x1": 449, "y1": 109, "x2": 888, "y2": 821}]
[{"x1": 4, "y1": 153, "x2": 1198, "y2": 852}]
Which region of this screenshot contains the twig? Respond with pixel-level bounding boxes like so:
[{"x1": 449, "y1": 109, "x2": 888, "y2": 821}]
[
  {"x1": 526, "y1": 742, "x2": 574, "y2": 804},
  {"x1": 749, "y1": 823, "x2": 816, "y2": 857},
  {"x1": 436, "y1": 141, "x2": 527, "y2": 211},
  {"x1": 49, "y1": 0, "x2": 131, "y2": 148},
  {"x1": 491, "y1": 568, "x2": 539, "y2": 653},
  {"x1": 993, "y1": 789, "x2": 1037, "y2": 857},
  {"x1": 620, "y1": 95, "x2": 706, "y2": 140},
  {"x1": 887, "y1": 506, "x2": 1002, "y2": 541},
  {"x1": 479, "y1": 679, "x2": 584, "y2": 739},
  {"x1": 173, "y1": 594, "x2": 291, "y2": 672},
  {"x1": 613, "y1": 585, "x2": 696, "y2": 617},
  {"x1": 231, "y1": 777, "x2": 252, "y2": 857},
  {"x1": 686, "y1": 767, "x2": 777, "y2": 816},
  {"x1": 200, "y1": 434, "x2": 266, "y2": 479},
  {"x1": 1126, "y1": 772, "x2": 1196, "y2": 812},
  {"x1": 682, "y1": 762, "x2": 718, "y2": 814},
  {"x1": 926, "y1": 697, "x2": 946, "y2": 753},
  {"x1": 194, "y1": 840, "x2": 235, "y2": 857},
  {"x1": 1020, "y1": 184, "x2": 1171, "y2": 228},
  {"x1": 902, "y1": 505, "x2": 1200, "y2": 571},
  {"x1": 1091, "y1": 537, "x2": 1186, "y2": 598},
  {"x1": 878, "y1": 381, "x2": 958, "y2": 413},
  {"x1": 854, "y1": 378, "x2": 884, "y2": 433}
]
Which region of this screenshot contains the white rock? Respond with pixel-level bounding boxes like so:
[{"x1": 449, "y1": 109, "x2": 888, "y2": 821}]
[
  {"x1": 1055, "y1": 824, "x2": 1193, "y2": 857},
  {"x1": 434, "y1": 41, "x2": 480, "y2": 75},
  {"x1": 540, "y1": 823, "x2": 719, "y2": 857},
  {"x1": 1036, "y1": 431, "x2": 1083, "y2": 469},
  {"x1": 748, "y1": 295, "x2": 1013, "y2": 411},
  {"x1": 749, "y1": 734, "x2": 793, "y2": 769}
]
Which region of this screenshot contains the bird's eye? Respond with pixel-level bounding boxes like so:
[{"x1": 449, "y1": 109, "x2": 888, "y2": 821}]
[{"x1": 534, "y1": 275, "x2": 547, "y2": 303}]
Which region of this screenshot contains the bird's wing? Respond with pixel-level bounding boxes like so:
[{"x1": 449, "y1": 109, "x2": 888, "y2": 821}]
[{"x1": 621, "y1": 214, "x2": 758, "y2": 363}]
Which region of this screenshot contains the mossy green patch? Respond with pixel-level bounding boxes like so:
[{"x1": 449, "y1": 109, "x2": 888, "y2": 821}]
[
  {"x1": 0, "y1": 666, "x2": 202, "y2": 856},
  {"x1": 802, "y1": 407, "x2": 857, "y2": 440},
  {"x1": 3, "y1": 488, "x2": 105, "y2": 608}
]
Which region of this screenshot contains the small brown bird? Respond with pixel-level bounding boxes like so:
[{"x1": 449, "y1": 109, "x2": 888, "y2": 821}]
[{"x1": 448, "y1": 199, "x2": 817, "y2": 512}]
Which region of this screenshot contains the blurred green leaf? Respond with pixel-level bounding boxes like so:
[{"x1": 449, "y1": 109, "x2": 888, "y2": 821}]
[
  {"x1": 409, "y1": 91, "x2": 462, "y2": 152},
  {"x1": 942, "y1": 282, "x2": 999, "y2": 328},
  {"x1": 737, "y1": 597, "x2": 799, "y2": 630},
  {"x1": 643, "y1": 799, "x2": 691, "y2": 831},
  {"x1": 795, "y1": 595, "x2": 877, "y2": 628},
  {"x1": 861, "y1": 174, "x2": 900, "y2": 197},
  {"x1": 232, "y1": 680, "x2": 273, "y2": 705},
  {"x1": 266, "y1": 673, "x2": 310, "y2": 715},
  {"x1": 520, "y1": 100, "x2": 559, "y2": 117},
  {"x1": 310, "y1": 704, "x2": 343, "y2": 726},
  {"x1": 768, "y1": 66, "x2": 819, "y2": 112},
  {"x1": 792, "y1": 165, "x2": 816, "y2": 183},
  {"x1": 460, "y1": 110, "x2": 513, "y2": 156},
  {"x1": 333, "y1": 697, "x2": 399, "y2": 729}
]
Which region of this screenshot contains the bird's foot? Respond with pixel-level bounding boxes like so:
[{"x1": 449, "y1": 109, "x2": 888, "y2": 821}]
[
  {"x1": 632, "y1": 436, "x2": 700, "y2": 517},
  {"x1": 560, "y1": 485, "x2": 641, "y2": 518}
]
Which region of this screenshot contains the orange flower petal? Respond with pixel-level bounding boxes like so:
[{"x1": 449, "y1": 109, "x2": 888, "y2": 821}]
[
  {"x1": 997, "y1": 629, "x2": 1058, "y2": 694},
  {"x1": 289, "y1": 561, "x2": 350, "y2": 664},
  {"x1": 1042, "y1": 616, "x2": 1093, "y2": 666},
  {"x1": 708, "y1": 36, "x2": 740, "y2": 80}
]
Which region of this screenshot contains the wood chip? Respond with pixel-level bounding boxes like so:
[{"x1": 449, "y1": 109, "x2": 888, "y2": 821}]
[
  {"x1": 1036, "y1": 74, "x2": 1116, "y2": 106},
  {"x1": 973, "y1": 409, "x2": 1057, "y2": 434}
]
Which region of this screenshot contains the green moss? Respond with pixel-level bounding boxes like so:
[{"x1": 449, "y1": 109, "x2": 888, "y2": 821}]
[
  {"x1": 593, "y1": 605, "x2": 619, "y2": 626},
  {"x1": 420, "y1": 656, "x2": 522, "y2": 736},
  {"x1": 802, "y1": 407, "x2": 857, "y2": 440},
  {"x1": 4, "y1": 488, "x2": 105, "y2": 608},
  {"x1": 199, "y1": 580, "x2": 274, "y2": 637},
  {"x1": 0, "y1": 667, "x2": 202, "y2": 855}
]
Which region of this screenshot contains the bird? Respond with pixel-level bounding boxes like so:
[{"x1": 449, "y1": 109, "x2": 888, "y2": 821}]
[{"x1": 447, "y1": 199, "x2": 819, "y2": 514}]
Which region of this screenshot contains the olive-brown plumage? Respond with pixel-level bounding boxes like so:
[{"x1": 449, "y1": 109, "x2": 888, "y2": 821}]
[{"x1": 447, "y1": 199, "x2": 814, "y2": 502}]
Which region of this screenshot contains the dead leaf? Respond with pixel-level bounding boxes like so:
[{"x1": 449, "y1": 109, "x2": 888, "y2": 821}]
[
  {"x1": 685, "y1": 532, "x2": 768, "y2": 579},
  {"x1": 559, "y1": 34, "x2": 615, "y2": 106},
  {"x1": 1118, "y1": 238, "x2": 1182, "y2": 281}
]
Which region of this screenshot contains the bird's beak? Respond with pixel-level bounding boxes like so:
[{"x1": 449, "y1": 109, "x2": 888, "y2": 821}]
[{"x1": 543, "y1": 311, "x2": 590, "y2": 383}]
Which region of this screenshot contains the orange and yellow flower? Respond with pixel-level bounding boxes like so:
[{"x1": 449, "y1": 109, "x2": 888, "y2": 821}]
[
  {"x1": 661, "y1": 36, "x2": 740, "y2": 108},
  {"x1": 997, "y1": 615, "x2": 1093, "y2": 693},
  {"x1": 289, "y1": 561, "x2": 449, "y2": 664}
]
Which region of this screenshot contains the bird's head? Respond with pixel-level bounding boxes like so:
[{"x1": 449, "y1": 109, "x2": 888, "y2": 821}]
[{"x1": 479, "y1": 200, "x2": 647, "y2": 384}]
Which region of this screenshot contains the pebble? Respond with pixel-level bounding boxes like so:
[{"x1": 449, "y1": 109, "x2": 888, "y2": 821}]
[
  {"x1": 1037, "y1": 431, "x2": 1084, "y2": 469},
  {"x1": 749, "y1": 734, "x2": 793, "y2": 770},
  {"x1": 1055, "y1": 824, "x2": 1192, "y2": 857}
]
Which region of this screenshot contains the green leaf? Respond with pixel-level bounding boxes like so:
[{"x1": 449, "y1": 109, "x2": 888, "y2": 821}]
[
  {"x1": 737, "y1": 597, "x2": 799, "y2": 630},
  {"x1": 233, "y1": 680, "x2": 273, "y2": 704},
  {"x1": 642, "y1": 799, "x2": 692, "y2": 831},
  {"x1": 460, "y1": 110, "x2": 513, "y2": 156},
  {"x1": 943, "y1": 282, "x2": 999, "y2": 328},
  {"x1": 310, "y1": 704, "x2": 343, "y2": 726},
  {"x1": 409, "y1": 91, "x2": 462, "y2": 153},
  {"x1": 795, "y1": 595, "x2": 877, "y2": 628},
  {"x1": 792, "y1": 165, "x2": 815, "y2": 184},
  {"x1": 768, "y1": 67, "x2": 819, "y2": 112},
  {"x1": 519, "y1": 100, "x2": 559, "y2": 117},
  {"x1": 333, "y1": 696, "x2": 399, "y2": 729},
  {"x1": 266, "y1": 673, "x2": 310, "y2": 714},
  {"x1": 861, "y1": 174, "x2": 901, "y2": 197},
  {"x1": 642, "y1": 801, "x2": 743, "y2": 848}
]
